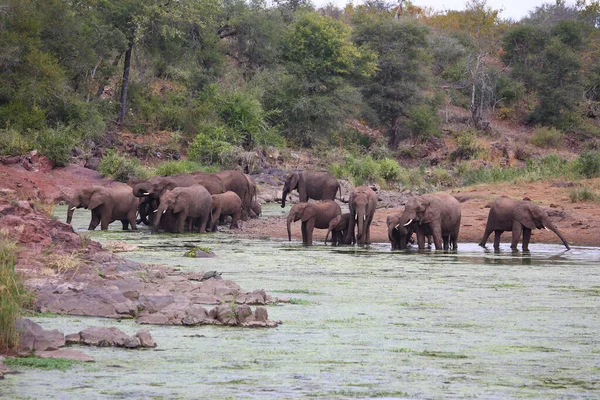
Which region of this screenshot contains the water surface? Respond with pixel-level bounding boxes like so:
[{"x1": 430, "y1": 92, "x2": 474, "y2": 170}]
[{"x1": 2, "y1": 205, "x2": 599, "y2": 399}]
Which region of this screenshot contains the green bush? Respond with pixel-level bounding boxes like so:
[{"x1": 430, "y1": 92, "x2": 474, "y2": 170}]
[
  {"x1": 530, "y1": 126, "x2": 564, "y2": 148},
  {"x1": 151, "y1": 160, "x2": 218, "y2": 176},
  {"x1": 406, "y1": 104, "x2": 441, "y2": 141},
  {"x1": 0, "y1": 236, "x2": 27, "y2": 353},
  {"x1": 450, "y1": 131, "x2": 480, "y2": 161},
  {"x1": 219, "y1": 146, "x2": 261, "y2": 173},
  {"x1": 329, "y1": 163, "x2": 347, "y2": 179},
  {"x1": 0, "y1": 128, "x2": 34, "y2": 156},
  {"x1": 428, "y1": 167, "x2": 455, "y2": 187},
  {"x1": 377, "y1": 158, "x2": 402, "y2": 182},
  {"x1": 574, "y1": 151, "x2": 600, "y2": 178},
  {"x1": 37, "y1": 124, "x2": 80, "y2": 167},
  {"x1": 569, "y1": 187, "x2": 599, "y2": 203},
  {"x1": 98, "y1": 150, "x2": 145, "y2": 182},
  {"x1": 0, "y1": 101, "x2": 46, "y2": 131},
  {"x1": 345, "y1": 155, "x2": 381, "y2": 186},
  {"x1": 187, "y1": 124, "x2": 235, "y2": 165}
]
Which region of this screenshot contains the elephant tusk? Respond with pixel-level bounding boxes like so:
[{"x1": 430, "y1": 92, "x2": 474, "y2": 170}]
[
  {"x1": 70, "y1": 207, "x2": 76, "y2": 211},
  {"x1": 143, "y1": 192, "x2": 150, "y2": 196},
  {"x1": 363, "y1": 215, "x2": 366, "y2": 221},
  {"x1": 162, "y1": 210, "x2": 166, "y2": 214},
  {"x1": 544, "y1": 226, "x2": 550, "y2": 231},
  {"x1": 394, "y1": 223, "x2": 400, "y2": 230},
  {"x1": 153, "y1": 209, "x2": 158, "y2": 213},
  {"x1": 403, "y1": 218, "x2": 413, "y2": 226}
]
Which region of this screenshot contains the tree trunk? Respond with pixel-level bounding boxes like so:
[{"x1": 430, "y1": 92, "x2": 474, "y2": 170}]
[{"x1": 118, "y1": 41, "x2": 134, "y2": 126}]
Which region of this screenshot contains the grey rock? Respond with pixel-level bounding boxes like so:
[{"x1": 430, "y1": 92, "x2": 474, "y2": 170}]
[{"x1": 17, "y1": 318, "x2": 65, "y2": 354}]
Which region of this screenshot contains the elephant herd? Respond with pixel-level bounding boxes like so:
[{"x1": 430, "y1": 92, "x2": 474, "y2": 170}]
[
  {"x1": 67, "y1": 170, "x2": 260, "y2": 234},
  {"x1": 282, "y1": 172, "x2": 571, "y2": 252},
  {"x1": 67, "y1": 169, "x2": 571, "y2": 252}
]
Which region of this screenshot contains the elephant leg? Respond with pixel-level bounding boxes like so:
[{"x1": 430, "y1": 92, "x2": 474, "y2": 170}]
[
  {"x1": 431, "y1": 225, "x2": 443, "y2": 250},
  {"x1": 301, "y1": 222, "x2": 308, "y2": 244},
  {"x1": 176, "y1": 213, "x2": 187, "y2": 234},
  {"x1": 230, "y1": 210, "x2": 240, "y2": 229},
  {"x1": 128, "y1": 210, "x2": 137, "y2": 231},
  {"x1": 121, "y1": 220, "x2": 129, "y2": 230},
  {"x1": 212, "y1": 209, "x2": 221, "y2": 232},
  {"x1": 88, "y1": 210, "x2": 100, "y2": 230},
  {"x1": 304, "y1": 219, "x2": 315, "y2": 245},
  {"x1": 197, "y1": 213, "x2": 208, "y2": 233},
  {"x1": 511, "y1": 221, "x2": 522, "y2": 250},
  {"x1": 443, "y1": 236, "x2": 449, "y2": 251},
  {"x1": 100, "y1": 209, "x2": 111, "y2": 230},
  {"x1": 365, "y1": 216, "x2": 373, "y2": 244},
  {"x1": 416, "y1": 228, "x2": 426, "y2": 249},
  {"x1": 522, "y1": 228, "x2": 532, "y2": 251},
  {"x1": 493, "y1": 230, "x2": 502, "y2": 250},
  {"x1": 479, "y1": 227, "x2": 494, "y2": 248}
]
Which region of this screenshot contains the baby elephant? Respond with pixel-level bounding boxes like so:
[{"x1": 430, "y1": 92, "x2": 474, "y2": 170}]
[
  {"x1": 287, "y1": 201, "x2": 341, "y2": 245},
  {"x1": 249, "y1": 200, "x2": 262, "y2": 219},
  {"x1": 211, "y1": 191, "x2": 242, "y2": 231},
  {"x1": 325, "y1": 213, "x2": 353, "y2": 245}
]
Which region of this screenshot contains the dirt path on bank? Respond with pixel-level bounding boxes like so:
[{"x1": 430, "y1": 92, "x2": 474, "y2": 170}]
[{"x1": 1, "y1": 162, "x2": 599, "y2": 247}]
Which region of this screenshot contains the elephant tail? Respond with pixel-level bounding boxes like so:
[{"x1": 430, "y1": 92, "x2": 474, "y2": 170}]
[{"x1": 337, "y1": 185, "x2": 343, "y2": 203}]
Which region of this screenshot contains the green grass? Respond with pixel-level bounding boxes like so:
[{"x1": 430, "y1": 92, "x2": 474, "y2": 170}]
[
  {"x1": 150, "y1": 160, "x2": 219, "y2": 176},
  {"x1": 288, "y1": 298, "x2": 318, "y2": 305},
  {"x1": 4, "y1": 357, "x2": 83, "y2": 371},
  {"x1": 0, "y1": 235, "x2": 28, "y2": 353},
  {"x1": 569, "y1": 187, "x2": 599, "y2": 203},
  {"x1": 271, "y1": 289, "x2": 324, "y2": 295}
]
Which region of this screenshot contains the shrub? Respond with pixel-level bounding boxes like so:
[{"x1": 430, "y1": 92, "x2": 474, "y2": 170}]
[
  {"x1": 569, "y1": 187, "x2": 599, "y2": 203},
  {"x1": 377, "y1": 158, "x2": 402, "y2": 182},
  {"x1": 37, "y1": 124, "x2": 80, "y2": 167},
  {"x1": 0, "y1": 128, "x2": 34, "y2": 156},
  {"x1": 450, "y1": 131, "x2": 480, "y2": 161},
  {"x1": 98, "y1": 150, "x2": 144, "y2": 182},
  {"x1": 152, "y1": 160, "x2": 217, "y2": 176},
  {"x1": 530, "y1": 126, "x2": 564, "y2": 148},
  {"x1": 187, "y1": 124, "x2": 235, "y2": 165},
  {"x1": 574, "y1": 151, "x2": 600, "y2": 178},
  {"x1": 219, "y1": 146, "x2": 261, "y2": 173},
  {"x1": 345, "y1": 155, "x2": 381, "y2": 186},
  {"x1": 329, "y1": 163, "x2": 347, "y2": 179},
  {"x1": 406, "y1": 104, "x2": 441, "y2": 141},
  {"x1": 428, "y1": 167, "x2": 455, "y2": 187},
  {"x1": 0, "y1": 235, "x2": 27, "y2": 353}
]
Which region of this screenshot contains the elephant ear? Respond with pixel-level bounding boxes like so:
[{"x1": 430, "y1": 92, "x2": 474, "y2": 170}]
[
  {"x1": 88, "y1": 189, "x2": 108, "y2": 210},
  {"x1": 301, "y1": 205, "x2": 317, "y2": 222},
  {"x1": 514, "y1": 204, "x2": 537, "y2": 230},
  {"x1": 173, "y1": 191, "x2": 190, "y2": 213},
  {"x1": 286, "y1": 173, "x2": 298, "y2": 191},
  {"x1": 161, "y1": 180, "x2": 178, "y2": 196},
  {"x1": 329, "y1": 215, "x2": 342, "y2": 230}
]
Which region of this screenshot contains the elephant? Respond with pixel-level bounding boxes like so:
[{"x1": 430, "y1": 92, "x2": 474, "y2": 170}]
[
  {"x1": 216, "y1": 170, "x2": 251, "y2": 220},
  {"x1": 387, "y1": 214, "x2": 433, "y2": 250},
  {"x1": 250, "y1": 200, "x2": 262, "y2": 219},
  {"x1": 347, "y1": 186, "x2": 377, "y2": 245},
  {"x1": 478, "y1": 196, "x2": 570, "y2": 251},
  {"x1": 281, "y1": 171, "x2": 341, "y2": 208},
  {"x1": 399, "y1": 193, "x2": 461, "y2": 250},
  {"x1": 152, "y1": 185, "x2": 212, "y2": 234},
  {"x1": 287, "y1": 201, "x2": 341, "y2": 245},
  {"x1": 211, "y1": 191, "x2": 242, "y2": 231},
  {"x1": 324, "y1": 213, "x2": 353, "y2": 245},
  {"x1": 67, "y1": 185, "x2": 138, "y2": 231}
]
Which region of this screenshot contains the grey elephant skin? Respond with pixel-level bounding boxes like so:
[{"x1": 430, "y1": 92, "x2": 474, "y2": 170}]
[
  {"x1": 347, "y1": 186, "x2": 377, "y2": 245},
  {"x1": 216, "y1": 170, "x2": 252, "y2": 221},
  {"x1": 67, "y1": 185, "x2": 138, "y2": 231},
  {"x1": 153, "y1": 185, "x2": 213, "y2": 234},
  {"x1": 387, "y1": 214, "x2": 433, "y2": 250},
  {"x1": 211, "y1": 191, "x2": 242, "y2": 231},
  {"x1": 287, "y1": 201, "x2": 341, "y2": 245},
  {"x1": 325, "y1": 213, "x2": 353, "y2": 245},
  {"x1": 479, "y1": 196, "x2": 570, "y2": 251},
  {"x1": 281, "y1": 171, "x2": 340, "y2": 208},
  {"x1": 244, "y1": 174, "x2": 261, "y2": 218},
  {"x1": 400, "y1": 193, "x2": 461, "y2": 250}
]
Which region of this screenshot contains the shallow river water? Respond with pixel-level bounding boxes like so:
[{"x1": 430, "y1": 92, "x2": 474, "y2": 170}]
[{"x1": 2, "y1": 205, "x2": 600, "y2": 399}]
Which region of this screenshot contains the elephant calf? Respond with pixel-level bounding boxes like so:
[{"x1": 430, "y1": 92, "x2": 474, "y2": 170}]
[
  {"x1": 479, "y1": 196, "x2": 570, "y2": 251},
  {"x1": 211, "y1": 191, "x2": 242, "y2": 231},
  {"x1": 287, "y1": 201, "x2": 341, "y2": 245},
  {"x1": 325, "y1": 213, "x2": 353, "y2": 246}
]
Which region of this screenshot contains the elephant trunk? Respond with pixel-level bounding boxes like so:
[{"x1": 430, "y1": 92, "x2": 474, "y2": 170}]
[
  {"x1": 66, "y1": 204, "x2": 77, "y2": 224},
  {"x1": 356, "y1": 210, "x2": 366, "y2": 245},
  {"x1": 152, "y1": 204, "x2": 167, "y2": 233},
  {"x1": 287, "y1": 213, "x2": 295, "y2": 241},
  {"x1": 281, "y1": 188, "x2": 289, "y2": 208},
  {"x1": 547, "y1": 222, "x2": 570, "y2": 250}
]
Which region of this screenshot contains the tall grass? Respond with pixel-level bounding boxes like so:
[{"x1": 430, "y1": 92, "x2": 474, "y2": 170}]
[{"x1": 0, "y1": 234, "x2": 27, "y2": 353}]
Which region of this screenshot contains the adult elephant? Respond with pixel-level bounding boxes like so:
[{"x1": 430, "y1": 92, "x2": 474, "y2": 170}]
[
  {"x1": 324, "y1": 213, "x2": 353, "y2": 246},
  {"x1": 216, "y1": 170, "x2": 251, "y2": 220},
  {"x1": 67, "y1": 185, "x2": 138, "y2": 231},
  {"x1": 152, "y1": 185, "x2": 212, "y2": 234},
  {"x1": 287, "y1": 201, "x2": 341, "y2": 245},
  {"x1": 387, "y1": 214, "x2": 433, "y2": 250},
  {"x1": 347, "y1": 186, "x2": 377, "y2": 245},
  {"x1": 400, "y1": 193, "x2": 461, "y2": 250},
  {"x1": 280, "y1": 171, "x2": 340, "y2": 208},
  {"x1": 211, "y1": 191, "x2": 242, "y2": 231},
  {"x1": 479, "y1": 196, "x2": 570, "y2": 251}
]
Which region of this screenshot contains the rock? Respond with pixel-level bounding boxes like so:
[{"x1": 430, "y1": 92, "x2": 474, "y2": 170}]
[
  {"x1": 135, "y1": 330, "x2": 157, "y2": 348},
  {"x1": 137, "y1": 313, "x2": 170, "y2": 325},
  {"x1": 254, "y1": 307, "x2": 269, "y2": 322},
  {"x1": 84, "y1": 157, "x2": 101, "y2": 171},
  {"x1": 65, "y1": 333, "x2": 81, "y2": 345},
  {"x1": 79, "y1": 326, "x2": 130, "y2": 347},
  {"x1": 0, "y1": 360, "x2": 10, "y2": 374},
  {"x1": 17, "y1": 318, "x2": 65, "y2": 354},
  {"x1": 35, "y1": 349, "x2": 94, "y2": 362},
  {"x1": 123, "y1": 336, "x2": 141, "y2": 348}
]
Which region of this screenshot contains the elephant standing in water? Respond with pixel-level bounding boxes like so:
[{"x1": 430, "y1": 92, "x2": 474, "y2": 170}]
[
  {"x1": 280, "y1": 171, "x2": 340, "y2": 208},
  {"x1": 324, "y1": 213, "x2": 353, "y2": 245},
  {"x1": 347, "y1": 186, "x2": 377, "y2": 245},
  {"x1": 216, "y1": 170, "x2": 251, "y2": 220},
  {"x1": 400, "y1": 193, "x2": 461, "y2": 250},
  {"x1": 211, "y1": 191, "x2": 242, "y2": 231},
  {"x1": 387, "y1": 214, "x2": 433, "y2": 250},
  {"x1": 153, "y1": 185, "x2": 213, "y2": 234},
  {"x1": 479, "y1": 196, "x2": 570, "y2": 251},
  {"x1": 67, "y1": 185, "x2": 138, "y2": 230},
  {"x1": 287, "y1": 201, "x2": 341, "y2": 245}
]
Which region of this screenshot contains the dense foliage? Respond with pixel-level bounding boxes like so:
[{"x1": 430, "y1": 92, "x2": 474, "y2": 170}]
[{"x1": 1, "y1": 0, "x2": 600, "y2": 182}]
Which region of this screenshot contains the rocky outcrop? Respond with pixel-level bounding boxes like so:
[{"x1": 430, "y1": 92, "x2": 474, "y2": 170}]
[
  {"x1": 16, "y1": 319, "x2": 65, "y2": 354},
  {"x1": 67, "y1": 327, "x2": 156, "y2": 349}
]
